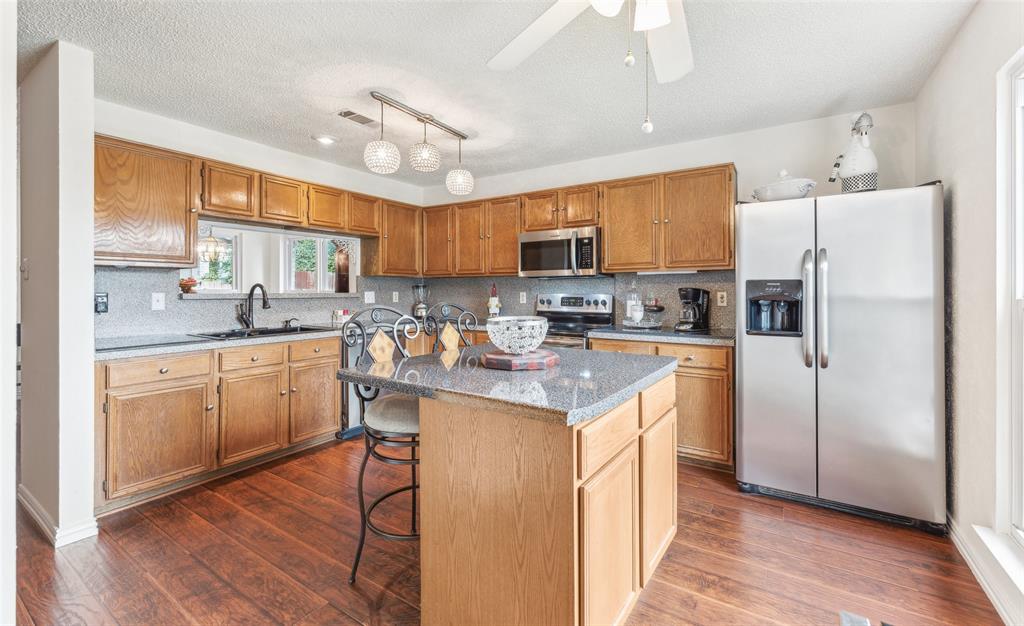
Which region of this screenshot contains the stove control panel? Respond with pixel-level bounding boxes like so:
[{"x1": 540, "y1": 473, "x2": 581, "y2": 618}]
[{"x1": 536, "y1": 293, "x2": 614, "y2": 313}]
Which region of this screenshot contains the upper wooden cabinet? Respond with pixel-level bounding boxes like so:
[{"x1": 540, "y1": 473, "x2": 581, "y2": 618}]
[
  {"x1": 422, "y1": 205, "x2": 454, "y2": 276},
  {"x1": 454, "y1": 202, "x2": 487, "y2": 275},
  {"x1": 662, "y1": 165, "x2": 735, "y2": 269},
  {"x1": 486, "y1": 197, "x2": 521, "y2": 275},
  {"x1": 380, "y1": 201, "x2": 422, "y2": 276},
  {"x1": 307, "y1": 185, "x2": 347, "y2": 230},
  {"x1": 201, "y1": 160, "x2": 259, "y2": 219},
  {"x1": 94, "y1": 136, "x2": 201, "y2": 267},
  {"x1": 600, "y1": 176, "x2": 661, "y2": 271},
  {"x1": 560, "y1": 185, "x2": 600, "y2": 228},
  {"x1": 260, "y1": 174, "x2": 308, "y2": 225},
  {"x1": 521, "y1": 190, "x2": 560, "y2": 231},
  {"x1": 348, "y1": 193, "x2": 382, "y2": 236}
]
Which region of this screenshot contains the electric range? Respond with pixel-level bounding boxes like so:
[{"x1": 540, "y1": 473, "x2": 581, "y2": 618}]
[{"x1": 535, "y1": 293, "x2": 614, "y2": 349}]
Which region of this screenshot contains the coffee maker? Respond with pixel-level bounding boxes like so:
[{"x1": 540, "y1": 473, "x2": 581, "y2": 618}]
[{"x1": 675, "y1": 288, "x2": 710, "y2": 333}]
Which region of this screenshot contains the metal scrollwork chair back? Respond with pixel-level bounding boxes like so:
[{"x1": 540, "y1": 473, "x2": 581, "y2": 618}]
[
  {"x1": 424, "y1": 302, "x2": 479, "y2": 352},
  {"x1": 342, "y1": 306, "x2": 421, "y2": 404}
]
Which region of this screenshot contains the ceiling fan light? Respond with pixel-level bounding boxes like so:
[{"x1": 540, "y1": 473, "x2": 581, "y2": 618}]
[
  {"x1": 634, "y1": 0, "x2": 670, "y2": 31},
  {"x1": 364, "y1": 140, "x2": 401, "y2": 174},
  {"x1": 409, "y1": 141, "x2": 441, "y2": 172},
  {"x1": 590, "y1": 0, "x2": 624, "y2": 17},
  {"x1": 445, "y1": 168, "x2": 474, "y2": 196}
]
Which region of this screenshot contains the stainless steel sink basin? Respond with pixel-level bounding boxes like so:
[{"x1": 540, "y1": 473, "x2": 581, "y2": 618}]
[{"x1": 190, "y1": 325, "x2": 332, "y2": 340}]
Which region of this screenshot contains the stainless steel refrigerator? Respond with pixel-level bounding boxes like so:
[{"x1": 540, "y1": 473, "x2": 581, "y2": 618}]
[{"x1": 735, "y1": 185, "x2": 945, "y2": 530}]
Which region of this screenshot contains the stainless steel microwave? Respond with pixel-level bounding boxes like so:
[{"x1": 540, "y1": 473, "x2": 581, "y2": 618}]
[{"x1": 518, "y1": 227, "x2": 600, "y2": 277}]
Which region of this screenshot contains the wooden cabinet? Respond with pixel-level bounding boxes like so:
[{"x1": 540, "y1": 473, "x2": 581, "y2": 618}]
[
  {"x1": 640, "y1": 409, "x2": 677, "y2": 585},
  {"x1": 521, "y1": 190, "x2": 560, "y2": 231},
  {"x1": 600, "y1": 176, "x2": 661, "y2": 271},
  {"x1": 218, "y1": 367, "x2": 288, "y2": 466},
  {"x1": 422, "y1": 206, "x2": 454, "y2": 276},
  {"x1": 201, "y1": 160, "x2": 259, "y2": 219},
  {"x1": 103, "y1": 380, "x2": 216, "y2": 499},
  {"x1": 348, "y1": 193, "x2": 382, "y2": 235},
  {"x1": 379, "y1": 201, "x2": 422, "y2": 276},
  {"x1": 307, "y1": 185, "x2": 347, "y2": 230},
  {"x1": 260, "y1": 174, "x2": 307, "y2": 225},
  {"x1": 454, "y1": 202, "x2": 486, "y2": 275},
  {"x1": 560, "y1": 185, "x2": 600, "y2": 228},
  {"x1": 486, "y1": 197, "x2": 521, "y2": 275},
  {"x1": 662, "y1": 165, "x2": 735, "y2": 269},
  {"x1": 588, "y1": 338, "x2": 655, "y2": 355},
  {"x1": 288, "y1": 360, "x2": 340, "y2": 443},
  {"x1": 580, "y1": 441, "x2": 640, "y2": 626},
  {"x1": 94, "y1": 136, "x2": 201, "y2": 267}
]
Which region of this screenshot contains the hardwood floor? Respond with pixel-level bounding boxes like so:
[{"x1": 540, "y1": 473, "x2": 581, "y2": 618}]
[{"x1": 17, "y1": 438, "x2": 999, "y2": 625}]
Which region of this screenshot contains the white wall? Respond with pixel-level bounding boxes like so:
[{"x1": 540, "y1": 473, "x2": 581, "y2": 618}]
[
  {"x1": 914, "y1": 1, "x2": 1024, "y2": 622},
  {"x1": 1, "y1": 1, "x2": 17, "y2": 621},
  {"x1": 95, "y1": 99, "x2": 424, "y2": 206},
  {"x1": 18, "y1": 41, "x2": 97, "y2": 547},
  {"x1": 422, "y1": 102, "x2": 917, "y2": 205}
]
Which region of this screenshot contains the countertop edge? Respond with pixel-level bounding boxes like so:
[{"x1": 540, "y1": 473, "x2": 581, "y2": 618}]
[
  {"x1": 95, "y1": 328, "x2": 351, "y2": 361},
  {"x1": 587, "y1": 329, "x2": 735, "y2": 347}
]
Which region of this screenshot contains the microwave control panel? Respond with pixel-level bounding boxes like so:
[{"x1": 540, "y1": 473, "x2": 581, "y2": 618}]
[{"x1": 577, "y1": 237, "x2": 594, "y2": 269}]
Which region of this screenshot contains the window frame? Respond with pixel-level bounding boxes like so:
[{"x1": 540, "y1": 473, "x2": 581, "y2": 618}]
[{"x1": 281, "y1": 234, "x2": 358, "y2": 294}]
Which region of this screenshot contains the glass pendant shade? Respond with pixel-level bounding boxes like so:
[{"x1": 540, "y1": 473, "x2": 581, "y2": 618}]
[
  {"x1": 197, "y1": 235, "x2": 227, "y2": 262},
  {"x1": 409, "y1": 141, "x2": 441, "y2": 172},
  {"x1": 364, "y1": 140, "x2": 401, "y2": 174},
  {"x1": 446, "y1": 168, "x2": 474, "y2": 196}
]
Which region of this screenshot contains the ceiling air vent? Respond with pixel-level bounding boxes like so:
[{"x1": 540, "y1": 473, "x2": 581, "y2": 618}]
[{"x1": 337, "y1": 110, "x2": 379, "y2": 128}]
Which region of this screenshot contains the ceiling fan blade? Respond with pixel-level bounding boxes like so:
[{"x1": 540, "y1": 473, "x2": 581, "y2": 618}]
[
  {"x1": 646, "y1": 0, "x2": 694, "y2": 83},
  {"x1": 487, "y1": 0, "x2": 590, "y2": 71}
]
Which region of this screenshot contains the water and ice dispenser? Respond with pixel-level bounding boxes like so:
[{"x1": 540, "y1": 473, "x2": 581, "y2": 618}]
[{"x1": 745, "y1": 280, "x2": 803, "y2": 336}]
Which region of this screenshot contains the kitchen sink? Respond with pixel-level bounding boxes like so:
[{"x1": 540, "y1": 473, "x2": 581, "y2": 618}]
[{"x1": 190, "y1": 325, "x2": 332, "y2": 340}]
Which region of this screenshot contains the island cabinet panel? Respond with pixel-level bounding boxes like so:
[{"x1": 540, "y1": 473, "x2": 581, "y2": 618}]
[
  {"x1": 521, "y1": 190, "x2": 560, "y2": 231},
  {"x1": 640, "y1": 408, "x2": 677, "y2": 585},
  {"x1": 662, "y1": 164, "x2": 735, "y2": 269},
  {"x1": 348, "y1": 193, "x2": 381, "y2": 235},
  {"x1": 260, "y1": 174, "x2": 308, "y2": 225},
  {"x1": 104, "y1": 380, "x2": 216, "y2": 499},
  {"x1": 94, "y1": 136, "x2": 201, "y2": 267},
  {"x1": 486, "y1": 196, "x2": 521, "y2": 275},
  {"x1": 560, "y1": 184, "x2": 600, "y2": 228},
  {"x1": 288, "y1": 360, "x2": 339, "y2": 443},
  {"x1": 218, "y1": 367, "x2": 288, "y2": 466},
  {"x1": 201, "y1": 160, "x2": 259, "y2": 219},
  {"x1": 580, "y1": 441, "x2": 641, "y2": 626},
  {"x1": 577, "y1": 395, "x2": 639, "y2": 480},
  {"x1": 380, "y1": 201, "x2": 422, "y2": 276},
  {"x1": 454, "y1": 202, "x2": 486, "y2": 275},
  {"x1": 421, "y1": 206, "x2": 453, "y2": 276},
  {"x1": 307, "y1": 184, "x2": 347, "y2": 230},
  {"x1": 600, "y1": 176, "x2": 661, "y2": 271}
]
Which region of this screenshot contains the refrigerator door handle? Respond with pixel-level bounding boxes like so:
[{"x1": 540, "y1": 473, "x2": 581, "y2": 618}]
[
  {"x1": 801, "y1": 249, "x2": 815, "y2": 368},
  {"x1": 817, "y1": 247, "x2": 829, "y2": 368}
]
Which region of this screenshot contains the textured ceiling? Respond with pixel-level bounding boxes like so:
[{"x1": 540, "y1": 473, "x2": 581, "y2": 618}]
[{"x1": 18, "y1": 0, "x2": 973, "y2": 186}]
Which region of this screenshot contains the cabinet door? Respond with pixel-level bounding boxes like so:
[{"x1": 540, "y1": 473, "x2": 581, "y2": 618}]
[
  {"x1": 640, "y1": 409, "x2": 677, "y2": 586},
  {"x1": 219, "y1": 368, "x2": 288, "y2": 466},
  {"x1": 454, "y1": 202, "x2": 486, "y2": 275},
  {"x1": 521, "y1": 191, "x2": 560, "y2": 231},
  {"x1": 289, "y1": 360, "x2": 340, "y2": 443},
  {"x1": 94, "y1": 137, "x2": 201, "y2": 267},
  {"x1": 422, "y1": 206, "x2": 453, "y2": 276},
  {"x1": 381, "y1": 202, "x2": 422, "y2": 276},
  {"x1": 675, "y1": 367, "x2": 733, "y2": 467},
  {"x1": 308, "y1": 185, "x2": 348, "y2": 230},
  {"x1": 202, "y1": 160, "x2": 259, "y2": 219},
  {"x1": 105, "y1": 381, "x2": 215, "y2": 499},
  {"x1": 589, "y1": 339, "x2": 656, "y2": 355},
  {"x1": 580, "y1": 441, "x2": 640, "y2": 626},
  {"x1": 486, "y1": 197, "x2": 521, "y2": 275},
  {"x1": 663, "y1": 165, "x2": 735, "y2": 269},
  {"x1": 260, "y1": 175, "x2": 307, "y2": 225},
  {"x1": 600, "y1": 177, "x2": 660, "y2": 271},
  {"x1": 560, "y1": 185, "x2": 599, "y2": 228},
  {"x1": 348, "y1": 193, "x2": 382, "y2": 235}
]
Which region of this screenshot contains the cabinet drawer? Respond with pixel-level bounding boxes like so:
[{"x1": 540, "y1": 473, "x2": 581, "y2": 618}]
[
  {"x1": 655, "y1": 344, "x2": 729, "y2": 370},
  {"x1": 289, "y1": 338, "x2": 340, "y2": 362},
  {"x1": 218, "y1": 344, "x2": 285, "y2": 371},
  {"x1": 578, "y1": 395, "x2": 640, "y2": 480},
  {"x1": 589, "y1": 339, "x2": 655, "y2": 355},
  {"x1": 107, "y1": 353, "x2": 211, "y2": 388},
  {"x1": 639, "y1": 374, "x2": 675, "y2": 430}
]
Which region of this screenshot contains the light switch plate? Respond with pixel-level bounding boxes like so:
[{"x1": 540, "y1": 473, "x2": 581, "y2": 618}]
[
  {"x1": 392, "y1": 291, "x2": 399, "y2": 303},
  {"x1": 519, "y1": 291, "x2": 527, "y2": 304},
  {"x1": 151, "y1": 292, "x2": 165, "y2": 311},
  {"x1": 364, "y1": 291, "x2": 375, "y2": 304},
  {"x1": 716, "y1": 291, "x2": 728, "y2": 307}
]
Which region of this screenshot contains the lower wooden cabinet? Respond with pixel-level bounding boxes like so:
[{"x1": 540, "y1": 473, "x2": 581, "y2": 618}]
[
  {"x1": 288, "y1": 360, "x2": 340, "y2": 443},
  {"x1": 218, "y1": 367, "x2": 289, "y2": 465},
  {"x1": 587, "y1": 338, "x2": 655, "y2": 355},
  {"x1": 640, "y1": 409, "x2": 678, "y2": 585}
]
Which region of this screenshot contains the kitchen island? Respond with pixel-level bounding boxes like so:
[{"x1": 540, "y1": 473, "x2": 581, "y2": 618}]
[{"x1": 337, "y1": 344, "x2": 679, "y2": 626}]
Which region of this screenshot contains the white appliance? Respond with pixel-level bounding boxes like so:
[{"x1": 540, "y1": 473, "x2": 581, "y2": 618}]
[
  {"x1": 736, "y1": 185, "x2": 945, "y2": 532},
  {"x1": 518, "y1": 227, "x2": 600, "y2": 278}
]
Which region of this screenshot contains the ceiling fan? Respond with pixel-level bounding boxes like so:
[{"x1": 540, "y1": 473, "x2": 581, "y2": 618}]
[{"x1": 488, "y1": 0, "x2": 694, "y2": 83}]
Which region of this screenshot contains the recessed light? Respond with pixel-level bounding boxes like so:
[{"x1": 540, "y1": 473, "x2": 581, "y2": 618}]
[{"x1": 312, "y1": 134, "x2": 338, "y2": 146}]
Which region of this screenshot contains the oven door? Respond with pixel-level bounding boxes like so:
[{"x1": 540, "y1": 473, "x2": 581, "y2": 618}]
[
  {"x1": 518, "y1": 227, "x2": 599, "y2": 277},
  {"x1": 540, "y1": 334, "x2": 586, "y2": 349}
]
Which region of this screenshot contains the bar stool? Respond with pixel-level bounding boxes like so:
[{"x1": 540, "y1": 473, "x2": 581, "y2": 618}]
[{"x1": 344, "y1": 304, "x2": 477, "y2": 584}]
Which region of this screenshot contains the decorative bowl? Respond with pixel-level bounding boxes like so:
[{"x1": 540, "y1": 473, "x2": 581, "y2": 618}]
[
  {"x1": 486, "y1": 316, "x2": 548, "y2": 355},
  {"x1": 752, "y1": 169, "x2": 817, "y2": 202}
]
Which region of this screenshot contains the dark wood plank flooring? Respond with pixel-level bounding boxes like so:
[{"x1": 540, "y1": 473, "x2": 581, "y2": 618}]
[{"x1": 17, "y1": 439, "x2": 1000, "y2": 625}]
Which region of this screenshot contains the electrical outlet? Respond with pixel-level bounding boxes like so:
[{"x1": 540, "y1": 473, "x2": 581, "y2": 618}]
[
  {"x1": 151, "y1": 292, "x2": 165, "y2": 311},
  {"x1": 716, "y1": 291, "x2": 728, "y2": 307},
  {"x1": 364, "y1": 291, "x2": 375, "y2": 304},
  {"x1": 94, "y1": 292, "x2": 108, "y2": 314},
  {"x1": 392, "y1": 291, "x2": 399, "y2": 303},
  {"x1": 519, "y1": 291, "x2": 527, "y2": 304}
]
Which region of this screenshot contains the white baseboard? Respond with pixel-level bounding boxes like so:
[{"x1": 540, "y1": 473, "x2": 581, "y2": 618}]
[
  {"x1": 949, "y1": 516, "x2": 1022, "y2": 625},
  {"x1": 17, "y1": 484, "x2": 97, "y2": 547}
]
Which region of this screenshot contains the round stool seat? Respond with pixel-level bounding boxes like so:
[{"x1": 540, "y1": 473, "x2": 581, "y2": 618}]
[{"x1": 363, "y1": 391, "x2": 420, "y2": 435}]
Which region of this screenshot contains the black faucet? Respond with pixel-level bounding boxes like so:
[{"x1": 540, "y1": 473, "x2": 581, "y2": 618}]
[{"x1": 238, "y1": 283, "x2": 271, "y2": 329}]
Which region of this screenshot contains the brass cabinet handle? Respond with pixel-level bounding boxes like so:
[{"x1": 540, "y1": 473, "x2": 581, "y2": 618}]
[
  {"x1": 383, "y1": 234, "x2": 389, "y2": 238},
  {"x1": 206, "y1": 404, "x2": 214, "y2": 411},
  {"x1": 190, "y1": 207, "x2": 199, "y2": 213},
  {"x1": 314, "y1": 347, "x2": 321, "y2": 353},
  {"x1": 480, "y1": 234, "x2": 484, "y2": 239},
  {"x1": 251, "y1": 355, "x2": 259, "y2": 362},
  {"x1": 291, "y1": 387, "x2": 298, "y2": 393},
  {"x1": 684, "y1": 355, "x2": 695, "y2": 361},
  {"x1": 159, "y1": 367, "x2": 169, "y2": 374},
  {"x1": 664, "y1": 218, "x2": 671, "y2": 224},
  {"x1": 280, "y1": 390, "x2": 287, "y2": 396},
  {"x1": 653, "y1": 219, "x2": 660, "y2": 224}
]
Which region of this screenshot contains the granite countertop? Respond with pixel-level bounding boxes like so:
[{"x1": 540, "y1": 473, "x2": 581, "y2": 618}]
[
  {"x1": 336, "y1": 344, "x2": 677, "y2": 426},
  {"x1": 94, "y1": 327, "x2": 352, "y2": 361},
  {"x1": 587, "y1": 326, "x2": 736, "y2": 347}
]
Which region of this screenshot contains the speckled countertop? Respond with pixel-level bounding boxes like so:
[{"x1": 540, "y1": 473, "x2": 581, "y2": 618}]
[
  {"x1": 336, "y1": 344, "x2": 677, "y2": 425},
  {"x1": 587, "y1": 326, "x2": 736, "y2": 347},
  {"x1": 95, "y1": 327, "x2": 352, "y2": 361}
]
